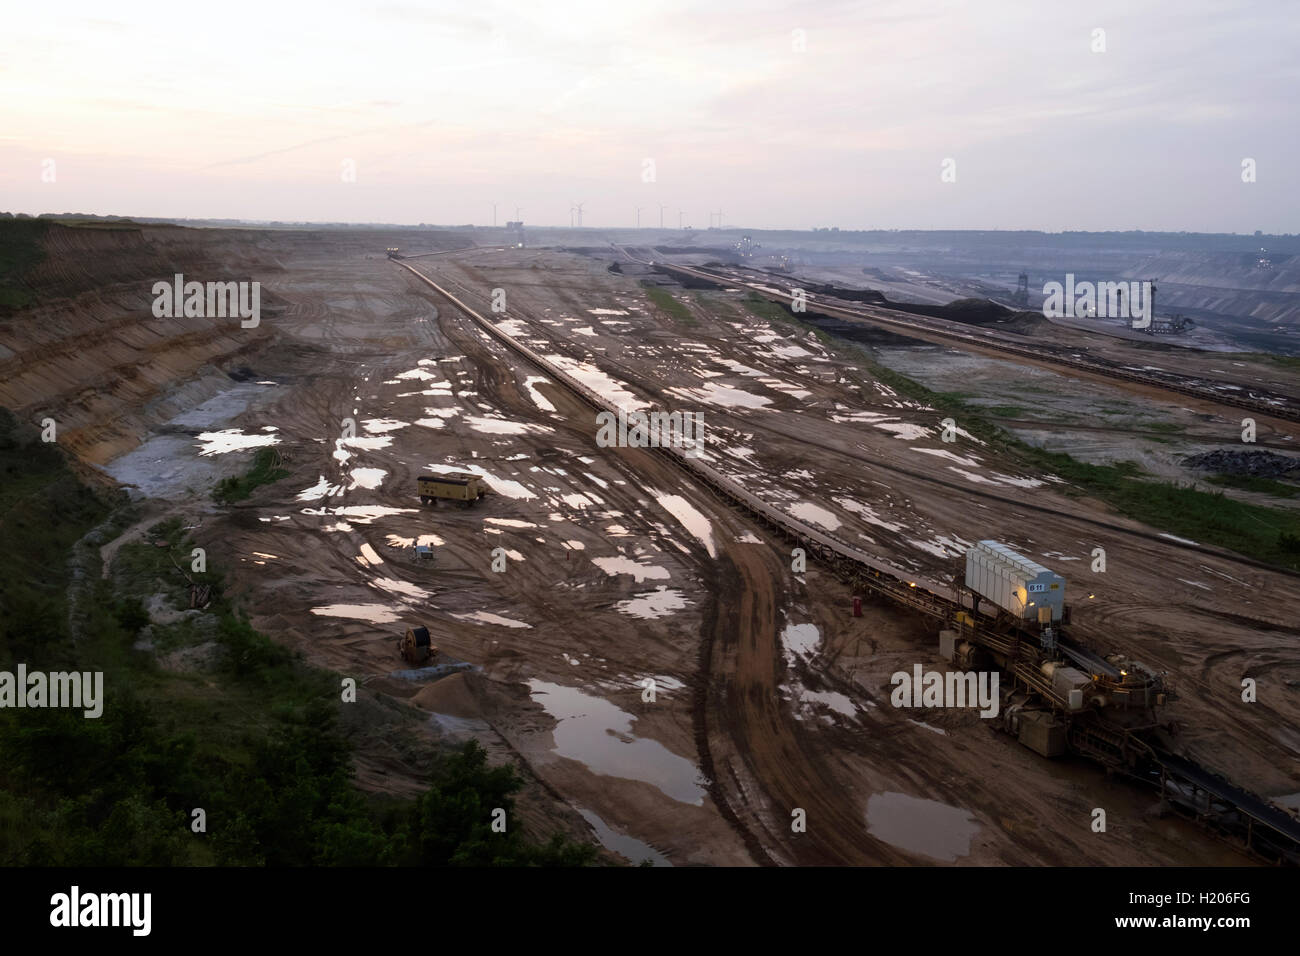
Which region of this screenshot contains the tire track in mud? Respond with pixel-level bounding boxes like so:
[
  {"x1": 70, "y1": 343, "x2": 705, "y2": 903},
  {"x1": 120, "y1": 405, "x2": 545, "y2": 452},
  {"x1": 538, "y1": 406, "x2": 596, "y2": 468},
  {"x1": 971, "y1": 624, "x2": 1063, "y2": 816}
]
[
  {"x1": 428, "y1": 290, "x2": 787, "y2": 863},
  {"x1": 428, "y1": 260, "x2": 1300, "y2": 793},
  {"x1": 402, "y1": 262, "x2": 919, "y2": 866},
  {"x1": 440, "y1": 257, "x2": 1300, "y2": 580}
]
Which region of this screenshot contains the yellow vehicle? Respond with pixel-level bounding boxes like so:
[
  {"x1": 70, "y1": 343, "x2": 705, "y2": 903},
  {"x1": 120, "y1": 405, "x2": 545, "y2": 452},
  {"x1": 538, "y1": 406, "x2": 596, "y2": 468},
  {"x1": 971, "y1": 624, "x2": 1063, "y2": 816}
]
[{"x1": 417, "y1": 472, "x2": 488, "y2": 506}]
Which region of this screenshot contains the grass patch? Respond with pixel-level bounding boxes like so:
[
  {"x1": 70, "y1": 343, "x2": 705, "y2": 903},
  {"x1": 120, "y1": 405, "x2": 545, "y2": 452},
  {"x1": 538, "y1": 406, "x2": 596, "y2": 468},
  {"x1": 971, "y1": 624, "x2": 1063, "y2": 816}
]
[
  {"x1": 212, "y1": 447, "x2": 289, "y2": 504},
  {"x1": 741, "y1": 290, "x2": 794, "y2": 326},
  {"x1": 843, "y1": 357, "x2": 1300, "y2": 570},
  {"x1": 1206, "y1": 473, "x2": 1300, "y2": 499},
  {"x1": 1144, "y1": 421, "x2": 1186, "y2": 434},
  {"x1": 641, "y1": 283, "x2": 696, "y2": 326},
  {"x1": 1239, "y1": 352, "x2": 1300, "y2": 373}
]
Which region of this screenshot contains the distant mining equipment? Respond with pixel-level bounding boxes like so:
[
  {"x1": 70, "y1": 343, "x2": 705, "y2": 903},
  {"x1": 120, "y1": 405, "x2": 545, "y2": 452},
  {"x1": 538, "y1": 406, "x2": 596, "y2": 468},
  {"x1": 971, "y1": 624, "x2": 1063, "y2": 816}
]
[
  {"x1": 386, "y1": 247, "x2": 403, "y2": 260},
  {"x1": 1142, "y1": 313, "x2": 1196, "y2": 335},
  {"x1": 1012, "y1": 271, "x2": 1029, "y2": 308},
  {"x1": 505, "y1": 221, "x2": 525, "y2": 248}
]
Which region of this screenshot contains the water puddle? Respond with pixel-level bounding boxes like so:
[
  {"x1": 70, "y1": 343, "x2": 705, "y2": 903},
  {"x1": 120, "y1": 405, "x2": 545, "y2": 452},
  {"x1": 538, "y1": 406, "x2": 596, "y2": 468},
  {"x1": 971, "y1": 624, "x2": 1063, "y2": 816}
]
[
  {"x1": 799, "y1": 688, "x2": 857, "y2": 718},
  {"x1": 523, "y1": 376, "x2": 556, "y2": 412},
  {"x1": 913, "y1": 447, "x2": 982, "y2": 467},
  {"x1": 865, "y1": 791, "x2": 978, "y2": 861},
  {"x1": 788, "y1": 501, "x2": 841, "y2": 531},
  {"x1": 349, "y1": 467, "x2": 386, "y2": 490},
  {"x1": 452, "y1": 610, "x2": 532, "y2": 629},
  {"x1": 543, "y1": 353, "x2": 647, "y2": 410},
  {"x1": 310, "y1": 604, "x2": 403, "y2": 624},
  {"x1": 577, "y1": 808, "x2": 672, "y2": 866},
  {"x1": 369, "y1": 577, "x2": 431, "y2": 599},
  {"x1": 592, "y1": 555, "x2": 670, "y2": 582},
  {"x1": 302, "y1": 505, "x2": 416, "y2": 524},
  {"x1": 666, "y1": 381, "x2": 772, "y2": 409},
  {"x1": 528, "y1": 680, "x2": 705, "y2": 805},
  {"x1": 874, "y1": 422, "x2": 930, "y2": 440},
  {"x1": 782, "y1": 623, "x2": 821, "y2": 661},
  {"x1": 615, "y1": 586, "x2": 689, "y2": 620},
  {"x1": 196, "y1": 429, "x2": 280, "y2": 456},
  {"x1": 423, "y1": 462, "x2": 536, "y2": 500},
  {"x1": 654, "y1": 494, "x2": 716, "y2": 557},
  {"x1": 834, "y1": 497, "x2": 906, "y2": 533},
  {"x1": 333, "y1": 435, "x2": 393, "y2": 463},
  {"x1": 465, "y1": 415, "x2": 554, "y2": 436},
  {"x1": 360, "y1": 418, "x2": 410, "y2": 433}
]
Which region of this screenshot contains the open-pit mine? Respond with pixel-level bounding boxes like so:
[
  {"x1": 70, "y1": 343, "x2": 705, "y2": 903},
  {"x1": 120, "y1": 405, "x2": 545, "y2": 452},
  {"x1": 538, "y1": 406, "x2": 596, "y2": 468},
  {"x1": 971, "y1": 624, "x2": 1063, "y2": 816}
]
[{"x1": 4, "y1": 221, "x2": 1300, "y2": 868}]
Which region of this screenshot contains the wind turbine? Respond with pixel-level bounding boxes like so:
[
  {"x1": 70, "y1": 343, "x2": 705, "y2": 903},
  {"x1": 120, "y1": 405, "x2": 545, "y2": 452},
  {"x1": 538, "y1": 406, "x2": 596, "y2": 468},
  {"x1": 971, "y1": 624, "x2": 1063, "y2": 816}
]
[
  {"x1": 658, "y1": 204, "x2": 667, "y2": 229},
  {"x1": 636, "y1": 206, "x2": 643, "y2": 229}
]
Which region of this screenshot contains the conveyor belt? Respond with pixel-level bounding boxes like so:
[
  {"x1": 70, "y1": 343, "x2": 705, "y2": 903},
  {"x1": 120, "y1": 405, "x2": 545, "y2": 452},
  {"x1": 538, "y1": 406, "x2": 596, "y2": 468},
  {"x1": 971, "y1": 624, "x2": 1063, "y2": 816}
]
[
  {"x1": 395, "y1": 256, "x2": 1300, "y2": 863},
  {"x1": 1153, "y1": 747, "x2": 1300, "y2": 863},
  {"x1": 645, "y1": 257, "x2": 1300, "y2": 424}
]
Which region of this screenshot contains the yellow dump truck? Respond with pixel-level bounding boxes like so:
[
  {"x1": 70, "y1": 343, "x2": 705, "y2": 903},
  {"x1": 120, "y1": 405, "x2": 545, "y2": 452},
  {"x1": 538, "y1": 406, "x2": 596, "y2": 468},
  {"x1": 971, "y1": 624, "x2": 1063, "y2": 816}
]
[{"x1": 417, "y1": 472, "x2": 488, "y2": 506}]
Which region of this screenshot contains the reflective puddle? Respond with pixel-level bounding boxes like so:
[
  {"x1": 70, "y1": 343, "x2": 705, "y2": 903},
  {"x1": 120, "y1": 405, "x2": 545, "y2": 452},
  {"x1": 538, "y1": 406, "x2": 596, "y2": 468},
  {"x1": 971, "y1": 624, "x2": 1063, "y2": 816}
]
[
  {"x1": 576, "y1": 808, "x2": 672, "y2": 866},
  {"x1": 528, "y1": 680, "x2": 705, "y2": 805},
  {"x1": 196, "y1": 429, "x2": 280, "y2": 455},
  {"x1": 309, "y1": 604, "x2": 403, "y2": 624},
  {"x1": 865, "y1": 791, "x2": 979, "y2": 862}
]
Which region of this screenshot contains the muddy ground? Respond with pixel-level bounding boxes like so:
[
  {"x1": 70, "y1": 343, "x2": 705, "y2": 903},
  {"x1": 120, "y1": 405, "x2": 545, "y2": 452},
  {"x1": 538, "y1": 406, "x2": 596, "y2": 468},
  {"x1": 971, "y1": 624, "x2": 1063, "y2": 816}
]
[{"x1": 12, "y1": 227, "x2": 1300, "y2": 866}]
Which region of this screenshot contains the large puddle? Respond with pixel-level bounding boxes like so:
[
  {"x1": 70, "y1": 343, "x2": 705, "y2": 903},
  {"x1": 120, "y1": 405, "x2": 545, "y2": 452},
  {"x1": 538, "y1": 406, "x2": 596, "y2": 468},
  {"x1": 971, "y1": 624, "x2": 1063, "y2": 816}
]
[
  {"x1": 528, "y1": 680, "x2": 705, "y2": 806},
  {"x1": 309, "y1": 603, "x2": 403, "y2": 624},
  {"x1": 577, "y1": 808, "x2": 672, "y2": 866},
  {"x1": 865, "y1": 791, "x2": 979, "y2": 862},
  {"x1": 196, "y1": 428, "x2": 280, "y2": 456},
  {"x1": 653, "y1": 493, "x2": 716, "y2": 557}
]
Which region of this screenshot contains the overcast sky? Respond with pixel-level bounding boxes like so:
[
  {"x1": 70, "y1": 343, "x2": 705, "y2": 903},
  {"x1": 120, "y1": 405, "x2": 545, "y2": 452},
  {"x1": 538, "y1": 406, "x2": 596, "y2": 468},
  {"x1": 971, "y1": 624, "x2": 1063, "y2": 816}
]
[{"x1": 2, "y1": 0, "x2": 1295, "y2": 231}]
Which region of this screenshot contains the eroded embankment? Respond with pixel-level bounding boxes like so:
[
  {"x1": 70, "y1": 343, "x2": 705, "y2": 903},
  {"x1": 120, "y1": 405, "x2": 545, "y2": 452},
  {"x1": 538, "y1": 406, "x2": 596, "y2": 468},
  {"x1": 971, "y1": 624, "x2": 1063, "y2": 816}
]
[{"x1": 0, "y1": 222, "x2": 280, "y2": 467}]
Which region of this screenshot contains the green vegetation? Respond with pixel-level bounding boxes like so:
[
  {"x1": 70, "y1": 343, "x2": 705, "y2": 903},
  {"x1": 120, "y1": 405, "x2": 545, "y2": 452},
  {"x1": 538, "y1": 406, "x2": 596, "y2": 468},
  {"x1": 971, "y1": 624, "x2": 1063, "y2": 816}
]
[
  {"x1": 1206, "y1": 473, "x2": 1299, "y2": 499},
  {"x1": 1144, "y1": 421, "x2": 1187, "y2": 434},
  {"x1": 0, "y1": 409, "x2": 598, "y2": 866},
  {"x1": 0, "y1": 218, "x2": 49, "y2": 310},
  {"x1": 846, "y1": 357, "x2": 1300, "y2": 571},
  {"x1": 1240, "y1": 352, "x2": 1300, "y2": 373},
  {"x1": 212, "y1": 447, "x2": 289, "y2": 504},
  {"x1": 741, "y1": 290, "x2": 794, "y2": 326},
  {"x1": 642, "y1": 283, "x2": 696, "y2": 326}
]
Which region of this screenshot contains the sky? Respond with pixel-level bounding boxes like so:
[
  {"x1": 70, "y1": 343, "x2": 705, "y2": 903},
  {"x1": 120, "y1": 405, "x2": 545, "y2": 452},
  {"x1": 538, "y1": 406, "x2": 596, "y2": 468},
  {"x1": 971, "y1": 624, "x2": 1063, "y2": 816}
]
[{"x1": 1, "y1": 0, "x2": 1296, "y2": 232}]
